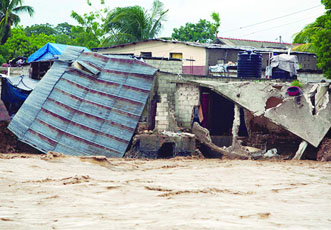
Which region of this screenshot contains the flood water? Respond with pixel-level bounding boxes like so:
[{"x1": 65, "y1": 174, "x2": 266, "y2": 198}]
[{"x1": 0, "y1": 153, "x2": 330, "y2": 229}]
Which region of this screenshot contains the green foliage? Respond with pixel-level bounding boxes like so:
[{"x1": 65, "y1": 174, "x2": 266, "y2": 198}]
[
  {"x1": 55, "y1": 22, "x2": 73, "y2": 36},
  {"x1": 24, "y1": 23, "x2": 56, "y2": 36},
  {"x1": 313, "y1": 13, "x2": 331, "y2": 78},
  {"x1": 70, "y1": 1, "x2": 108, "y2": 48},
  {"x1": 291, "y1": 80, "x2": 303, "y2": 89},
  {"x1": 0, "y1": 54, "x2": 6, "y2": 65},
  {"x1": 103, "y1": 0, "x2": 168, "y2": 45},
  {"x1": 171, "y1": 12, "x2": 221, "y2": 43},
  {"x1": 0, "y1": 0, "x2": 34, "y2": 44},
  {"x1": 172, "y1": 19, "x2": 215, "y2": 43},
  {"x1": 292, "y1": 1, "x2": 331, "y2": 78},
  {"x1": 211, "y1": 12, "x2": 221, "y2": 37},
  {"x1": 0, "y1": 27, "x2": 55, "y2": 62},
  {"x1": 321, "y1": 0, "x2": 331, "y2": 10}
]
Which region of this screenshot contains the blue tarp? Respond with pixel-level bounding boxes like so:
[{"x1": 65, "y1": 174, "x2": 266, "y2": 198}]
[
  {"x1": 27, "y1": 43, "x2": 89, "y2": 63},
  {"x1": 1, "y1": 76, "x2": 31, "y2": 115}
]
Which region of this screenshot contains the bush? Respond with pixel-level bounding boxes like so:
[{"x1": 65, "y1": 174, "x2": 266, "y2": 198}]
[
  {"x1": 0, "y1": 55, "x2": 6, "y2": 65},
  {"x1": 291, "y1": 80, "x2": 303, "y2": 89}
]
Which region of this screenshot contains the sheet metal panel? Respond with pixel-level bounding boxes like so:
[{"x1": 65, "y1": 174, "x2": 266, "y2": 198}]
[{"x1": 9, "y1": 47, "x2": 157, "y2": 157}]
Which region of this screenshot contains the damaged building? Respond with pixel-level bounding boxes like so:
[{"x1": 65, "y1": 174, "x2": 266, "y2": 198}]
[
  {"x1": 8, "y1": 47, "x2": 157, "y2": 157},
  {"x1": 3, "y1": 45, "x2": 331, "y2": 161}
]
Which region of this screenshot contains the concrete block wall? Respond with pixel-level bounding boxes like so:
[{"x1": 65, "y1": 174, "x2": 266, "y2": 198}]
[
  {"x1": 145, "y1": 59, "x2": 182, "y2": 75},
  {"x1": 175, "y1": 83, "x2": 200, "y2": 128},
  {"x1": 156, "y1": 72, "x2": 179, "y2": 109},
  {"x1": 297, "y1": 72, "x2": 327, "y2": 83},
  {"x1": 155, "y1": 94, "x2": 170, "y2": 131}
]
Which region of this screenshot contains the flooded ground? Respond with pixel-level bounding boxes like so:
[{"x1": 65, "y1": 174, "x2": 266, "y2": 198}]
[{"x1": 0, "y1": 153, "x2": 330, "y2": 229}]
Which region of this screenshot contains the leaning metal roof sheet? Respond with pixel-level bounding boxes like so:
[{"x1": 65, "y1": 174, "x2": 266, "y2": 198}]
[{"x1": 9, "y1": 47, "x2": 157, "y2": 157}]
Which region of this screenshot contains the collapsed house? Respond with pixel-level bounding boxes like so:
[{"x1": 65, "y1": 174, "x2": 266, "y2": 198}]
[
  {"x1": 8, "y1": 47, "x2": 157, "y2": 157},
  {"x1": 5, "y1": 46, "x2": 331, "y2": 161},
  {"x1": 173, "y1": 80, "x2": 330, "y2": 159}
]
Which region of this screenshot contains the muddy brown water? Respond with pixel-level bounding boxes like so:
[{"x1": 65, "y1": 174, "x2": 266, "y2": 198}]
[{"x1": 0, "y1": 153, "x2": 330, "y2": 229}]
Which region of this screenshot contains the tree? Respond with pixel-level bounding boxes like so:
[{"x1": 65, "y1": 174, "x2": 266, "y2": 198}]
[
  {"x1": 55, "y1": 22, "x2": 73, "y2": 36},
  {"x1": 293, "y1": 0, "x2": 331, "y2": 78},
  {"x1": 0, "y1": 0, "x2": 34, "y2": 44},
  {"x1": 211, "y1": 12, "x2": 221, "y2": 37},
  {"x1": 24, "y1": 23, "x2": 56, "y2": 36},
  {"x1": 171, "y1": 12, "x2": 221, "y2": 43},
  {"x1": 1, "y1": 26, "x2": 55, "y2": 62},
  {"x1": 70, "y1": 1, "x2": 108, "y2": 48},
  {"x1": 172, "y1": 19, "x2": 214, "y2": 43},
  {"x1": 104, "y1": 0, "x2": 168, "y2": 45}
]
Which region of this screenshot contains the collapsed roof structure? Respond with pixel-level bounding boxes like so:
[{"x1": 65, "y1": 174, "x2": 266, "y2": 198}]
[
  {"x1": 9, "y1": 47, "x2": 157, "y2": 157},
  {"x1": 182, "y1": 80, "x2": 331, "y2": 159}
]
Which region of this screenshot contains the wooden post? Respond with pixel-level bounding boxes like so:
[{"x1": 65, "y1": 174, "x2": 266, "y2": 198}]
[
  {"x1": 292, "y1": 140, "x2": 308, "y2": 160},
  {"x1": 231, "y1": 104, "x2": 240, "y2": 149}
]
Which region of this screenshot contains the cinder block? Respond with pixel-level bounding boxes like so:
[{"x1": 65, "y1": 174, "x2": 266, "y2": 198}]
[{"x1": 157, "y1": 120, "x2": 169, "y2": 125}]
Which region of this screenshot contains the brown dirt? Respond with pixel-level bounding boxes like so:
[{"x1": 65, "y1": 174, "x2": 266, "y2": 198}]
[
  {"x1": 317, "y1": 138, "x2": 331, "y2": 161},
  {"x1": 0, "y1": 121, "x2": 42, "y2": 154}
]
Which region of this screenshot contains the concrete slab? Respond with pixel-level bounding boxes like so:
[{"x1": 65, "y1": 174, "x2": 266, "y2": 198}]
[{"x1": 188, "y1": 80, "x2": 331, "y2": 147}]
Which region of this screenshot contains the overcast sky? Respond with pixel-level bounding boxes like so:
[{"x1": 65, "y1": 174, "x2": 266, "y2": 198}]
[{"x1": 19, "y1": 0, "x2": 326, "y2": 43}]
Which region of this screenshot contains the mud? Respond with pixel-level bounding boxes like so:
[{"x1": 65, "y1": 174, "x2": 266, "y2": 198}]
[
  {"x1": 0, "y1": 121, "x2": 42, "y2": 154},
  {"x1": 0, "y1": 153, "x2": 330, "y2": 229}
]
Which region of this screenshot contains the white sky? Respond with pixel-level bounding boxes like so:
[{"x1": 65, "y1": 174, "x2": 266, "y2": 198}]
[{"x1": 19, "y1": 0, "x2": 326, "y2": 43}]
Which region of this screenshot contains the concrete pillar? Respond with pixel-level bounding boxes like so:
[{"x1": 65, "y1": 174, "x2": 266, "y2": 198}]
[
  {"x1": 292, "y1": 140, "x2": 308, "y2": 160},
  {"x1": 231, "y1": 104, "x2": 240, "y2": 149}
]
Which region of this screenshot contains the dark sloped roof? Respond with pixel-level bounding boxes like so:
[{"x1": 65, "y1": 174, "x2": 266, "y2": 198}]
[
  {"x1": 92, "y1": 39, "x2": 238, "y2": 51},
  {"x1": 216, "y1": 37, "x2": 297, "y2": 50},
  {"x1": 92, "y1": 38, "x2": 314, "y2": 55},
  {"x1": 9, "y1": 47, "x2": 157, "y2": 157}
]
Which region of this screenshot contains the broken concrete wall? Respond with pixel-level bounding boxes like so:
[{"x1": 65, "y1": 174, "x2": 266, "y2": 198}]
[
  {"x1": 127, "y1": 133, "x2": 195, "y2": 158},
  {"x1": 155, "y1": 94, "x2": 179, "y2": 132},
  {"x1": 265, "y1": 84, "x2": 330, "y2": 147},
  {"x1": 175, "y1": 83, "x2": 200, "y2": 128},
  {"x1": 187, "y1": 80, "x2": 330, "y2": 148}
]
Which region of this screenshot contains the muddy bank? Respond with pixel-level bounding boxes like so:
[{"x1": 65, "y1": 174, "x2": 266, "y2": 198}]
[
  {"x1": 0, "y1": 121, "x2": 41, "y2": 154},
  {"x1": 0, "y1": 153, "x2": 330, "y2": 229}
]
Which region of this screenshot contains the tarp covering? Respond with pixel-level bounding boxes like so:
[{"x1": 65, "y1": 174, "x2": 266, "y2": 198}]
[
  {"x1": 27, "y1": 43, "x2": 89, "y2": 63},
  {"x1": 9, "y1": 47, "x2": 157, "y2": 157},
  {"x1": 270, "y1": 54, "x2": 299, "y2": 77},
  {"x1": 1, "y1": 75, "x2": 39, "y2": 115}
]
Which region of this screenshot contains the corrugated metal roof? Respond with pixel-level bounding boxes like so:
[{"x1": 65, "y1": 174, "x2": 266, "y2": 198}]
[{"x1": 9, "y1": 47, "x2": 157, "y2": 157}]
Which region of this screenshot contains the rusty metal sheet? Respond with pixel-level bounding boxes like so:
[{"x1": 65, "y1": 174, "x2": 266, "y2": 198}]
[{"x1": 9, "y1": 48, "x2": 157, "y2": 157}]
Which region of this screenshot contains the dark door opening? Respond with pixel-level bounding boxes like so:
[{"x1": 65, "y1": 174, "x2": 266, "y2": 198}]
[
  {"x1": 157, "y1": 142, "x2": 175, "y2": 159},
  {"x1": 200, "y1": 87, "x2": 248, "y2": 137}
]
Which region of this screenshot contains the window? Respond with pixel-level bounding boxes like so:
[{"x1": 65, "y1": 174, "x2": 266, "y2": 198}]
[
  {"x1": 140, "y1": 52, "x2": 152, "y2": 58},
  {"x1": 170, "y1": 52, "x2": 183, "y2": 59}
]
